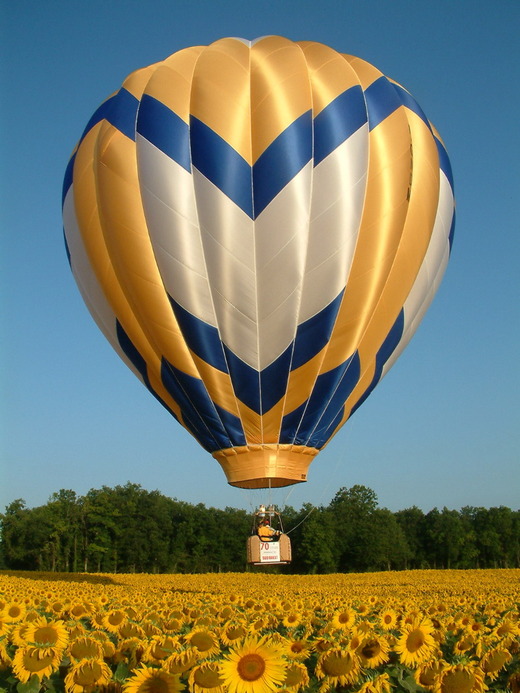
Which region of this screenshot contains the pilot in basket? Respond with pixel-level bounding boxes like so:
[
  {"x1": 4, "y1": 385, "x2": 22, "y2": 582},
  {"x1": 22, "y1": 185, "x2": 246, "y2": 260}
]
[{"x1": 246, "y1": 505, "x2": 291, "y2": 565}]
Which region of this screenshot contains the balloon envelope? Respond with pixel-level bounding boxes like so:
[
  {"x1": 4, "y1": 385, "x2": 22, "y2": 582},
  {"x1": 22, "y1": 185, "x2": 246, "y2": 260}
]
[{"x1": 63, "y1": 36, "x2": 455, "y2": 489}]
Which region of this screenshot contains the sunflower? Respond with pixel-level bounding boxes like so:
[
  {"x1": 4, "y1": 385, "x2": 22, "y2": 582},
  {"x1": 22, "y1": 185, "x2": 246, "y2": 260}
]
[
  {"x1": 357, "y1": 673, "x2": 393, "y2": 693},
  {"x1": 356, "y1": 633, "x2": 390, "y2": 668},
  {"x1": 331, "y1": 608, "x2": 356, "y2": 631},
  {"x1": 50, "y1": 601, "x2": 66, "y2": 616},
  {"x1": 433, "y1": 663, "x2": 486, "y2": 693},
  {"x1": 314, "y1": 634, "x2": 335, "y2": 653},
  {"x1": 69, "y1": 636, "x2": 105, "y2": 662},
  {"x1": 280, "y1": 662, "x2": 310, "y2": 692},
  {"x1": 248, "y1": 617, "x2": 268, "y2": 634},
  {"x1": 480, "y1": 646, "x2": 512, "y2": 680},
  {"x1": 395, "y1": 617, "x2": 437, "y2": 667},
  {"x1": 143, "y1": 622, "x2": 163, "y2": 639},
  {"x1": 163, "y1": 618, "x2": 184, "y2": 633},
  {"x1": 415, "y1": 660, "x2": 447, "y2": 690},
  {"x1": 220, "y1": 621, "x2": 248, "y2": 647},
  {"x1": 453, "y1": 635, "x2": 476, "y2": 655},
  {"x1": 104, "y1": 609, "x2": 128, "y2": 633},
  {"x1": 379, "y1": 608, "x2": 398, "y2": 631},
  {"x1": 493, "y1": 618, "x2": 520, "y2": 640},
  {"x1": 145, "y1": 635, "x2": 180, "y2": 664},
  {"x1": 284, "y1": 637, "x2": 314, "y2": 660},
  {"x1": 0, "y1": 639, "x2": 12, "y2": 667},
  {"x1": 12, "y1": 645, "x2": 61, "y2": 683},
  {"x1": 282, "y1": 612, "x2": 301, "y2": 629},
  {"x1": 64, "y1": 658, "x2": 113, "y2": 693},
  {"x1": 10, "y1": 623, "x2": 30, "y2": 646},
  {"x1": 184, "y1": 627, "x2": 221, "y2": 658},
  {"x1": 188, "y1": 661, "x2": 227, "y2": 693},
  {"x1": 117, "y1": 637, "x2": 148, "y2": 668},
  {"x1": 2, "y1": 602, "x2": 26, "y2": 623},
  {"x1": 164, "y1": 648, "x2": 199, "y2": 675},
  {"x1": 69, "y1": 603, "x2": 91, "y2": 620},
  {"x1": 119, "y1": 622, "x2": 147, "y2": 640},
  {"x1": 219, "y1": 635, "x2": 287, "y2": 693},
  {"x1": 219, "y1": 606, "x2": 235, "y2": 621},
  {"x1": 123, "y1": 665, "x2": 184, "y2": 693},
  {"x1": 24, "y1": 616, "x2": 69, "y2": 653},
  {"x1": 315, "y1": 647, "x2": 361, "y2": 691}
]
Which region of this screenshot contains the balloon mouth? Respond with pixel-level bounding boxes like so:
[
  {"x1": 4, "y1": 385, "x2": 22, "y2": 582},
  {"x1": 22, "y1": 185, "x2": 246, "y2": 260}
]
[{"x1": 213, "y1": 444, "x2": 319, "y2": 489}]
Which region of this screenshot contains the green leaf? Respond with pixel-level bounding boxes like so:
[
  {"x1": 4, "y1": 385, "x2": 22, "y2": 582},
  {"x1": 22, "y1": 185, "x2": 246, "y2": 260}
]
[
  {"x1": 113, "y1": 662, "x2": 130, "y2": 683},
  {"x1": 16, "y1": 675, "x2": 42, "y2": 693}
]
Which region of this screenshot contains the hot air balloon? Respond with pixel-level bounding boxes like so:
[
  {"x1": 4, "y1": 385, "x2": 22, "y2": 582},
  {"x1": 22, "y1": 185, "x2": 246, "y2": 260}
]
[{"x1": 62, "y1": 36, "x2": 455, "y2": 494}]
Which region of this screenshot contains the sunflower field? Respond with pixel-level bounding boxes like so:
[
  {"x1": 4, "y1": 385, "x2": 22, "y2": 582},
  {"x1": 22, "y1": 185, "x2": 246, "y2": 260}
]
[{"x1": 0, "y1": 569, "x2": 518, "y2": 693}]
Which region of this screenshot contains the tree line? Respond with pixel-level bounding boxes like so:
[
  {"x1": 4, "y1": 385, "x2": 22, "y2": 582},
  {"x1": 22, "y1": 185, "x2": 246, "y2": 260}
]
[{"x1": 1, "y1": 483, "x2": 518, "y2": 574}]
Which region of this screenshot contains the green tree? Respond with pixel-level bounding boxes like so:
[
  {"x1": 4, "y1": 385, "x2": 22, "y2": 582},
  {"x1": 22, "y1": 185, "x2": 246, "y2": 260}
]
[
  {"x1": 329, "y1": 485, "x2": 379, "y2": 571},
  {"x1": 299, "y1": 506, "x2": 337, "y2": 573},
  {"x1": 395, "y1": 506, "x2": 427, "y2": 568}
]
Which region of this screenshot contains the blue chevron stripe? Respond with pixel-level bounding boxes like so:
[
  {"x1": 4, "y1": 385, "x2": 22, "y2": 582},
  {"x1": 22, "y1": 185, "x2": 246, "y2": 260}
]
[
  {"x1": 80, "y1": 88, "x2": 139, "y2": 143},
  {"x1": 448, "y1": 211, "x2": 456, "y2": 252},
  {"x1": 291, "y1": 291, "x2": 344, "y2": 370},
  {"x1": 116, "y1": 320, "x2": 179, "y2": 422},
  {"x1": 252, "y1": 111, "x2": 312, "y2": 217},
  {"x1": 313, "y1": 86, "x2": 367, "y2": 166},
  {"x1": 365, "y1": 76, "x2": 403, "y2": 131},
  {"x1": 350, "y1": 309, "x2": 405, "y2": 418},
  {"x1": 280, "y1": 353, "x2": 361, "y2": 446},
  {"x1": 168, "y1": 295, "x2": 229, "y2": 373},
  {"x1": 62, "y1": 154, "x2": 75, "y2": 204},
  {"x1": 392, "y1": 83, "x2": 432, "y2": 132},
  {"x1": 166, "y1": 291, "x2": 349, "y2": 415},
  {"x1": 190, "y1": 116, "x2": 253, "y2": 217},
  {"x1": 161, "y1": 357, "x2": 243, "y2": 451},
  {"x1": 222, "y1": 342, "x2": 294, "y2": 415},
  {"x1": 62, "y1": 89, "x2": 139, "y2": 204},
  {"x1": 435, "y1": 136, "x2": 454, "y2": 192},
  {"x1": 137, "y1": 94, "x2": 191, "y2": 172}
]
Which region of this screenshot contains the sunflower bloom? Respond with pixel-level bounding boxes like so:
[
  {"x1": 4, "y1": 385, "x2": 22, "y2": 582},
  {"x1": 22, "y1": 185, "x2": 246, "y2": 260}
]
[
  {"x1": 145, "y1": 635, "x2": 180, "y2": 663},
  {"x1": 494, "y1": 618, "x2": 520, "y2": 640},
  {"x1": 0, "y1": 639, "x2": 12, "y2": 667},
  {"x1": 65, "y1": 658, "x2": 113, "y2": 693},
  {"x1": 281, "y1": 662, "x2": 309, "y2": 692},
  {"x1": 357, "y1": 633, "x2": 390, "y2": 668},
  {"x1": 2, "y1": 602, "x2": 26, "y2": 623},
  {"x1": 219, "y1": 635, "x2": 287, "y2": 693},
  {"x1": 395, "y1": 617, "x2": 437, "y2": 667},
  {"x1": 285, "y1": 637, "x2": 314, "y2": 660},
  {"x1": 415, "y1": 660, "x2": 447, "y2": 690},
  {"x1": 282, "y1": 612, "x2": 301, "y2": 629},
  {"x1": 358, "y1": 673, "x2": 393, "y2": 693},
  {"x1": 379, "y1": 608, "x2": 398, "y2": 631},
  {"x1": 315, "y1": 647, "x2": 361, "y2": 691},
  {"x1": 103, "y1": 609, "x2": 128, "y2": 633},
  {"x1": 331, "y1": 608, "x2": 356, "y2": 631},
  {"x1": 433, "y1": 662, "x2": 486, "y2": 693},
  {"x1": 184, "y1": 627, "x2": 221, "y2": 658},
  {"x1": 480, "y1": 647, "x2": 512, "y2": 680},
  {"x1": 123, "y1": 665, "x2": 184, "y2": 693},
  {"x1": 69, "y1": 636, "x2": 105, "y2": 662},
  {"x1": 12, "y1": 645, "x2": 61, "y2": 683},
  {"x1": 220, "y1": 621, "x2": 248, "y2": 647},
  {"x1": 23, "y1": 616, "x2": 69, "y2": 654},
  {"x1": 164, "y1": 648, "x2": 199, "y2": 675},
  {"x1": 188, "y1": 661, "x2": 226, "y2": 693}
]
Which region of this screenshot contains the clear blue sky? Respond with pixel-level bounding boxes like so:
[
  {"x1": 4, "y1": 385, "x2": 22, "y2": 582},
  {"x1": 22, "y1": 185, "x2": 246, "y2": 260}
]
[{"x1": 1, "y1": 1, "x2": 519, "y2": 515}]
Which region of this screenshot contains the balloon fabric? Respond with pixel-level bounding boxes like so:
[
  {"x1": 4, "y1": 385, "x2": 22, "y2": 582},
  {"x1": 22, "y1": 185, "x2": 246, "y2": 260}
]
[{"x1": 63, "y1": 36, "x2": 455, "y2": 489}]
